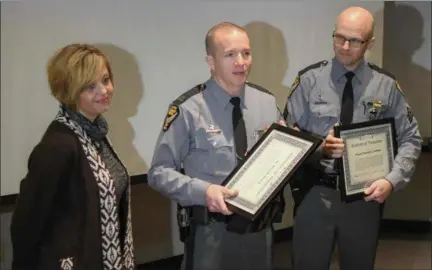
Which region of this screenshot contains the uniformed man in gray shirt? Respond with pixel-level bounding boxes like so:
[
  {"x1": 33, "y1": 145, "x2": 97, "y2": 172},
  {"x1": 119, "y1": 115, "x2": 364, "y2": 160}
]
[
  {"x1": 284, "y1": 6, "x2": 422, "y2": 270},
  {"x1": 148, "y1": 22, "x2": 286, "y2": 270}
]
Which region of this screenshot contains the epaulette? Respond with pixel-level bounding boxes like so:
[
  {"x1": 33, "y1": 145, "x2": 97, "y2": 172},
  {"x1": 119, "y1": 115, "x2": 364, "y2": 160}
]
[
  {"x1": 172, "y1": 83, "x2": 206, "y2": 106},
  {"x1": 162, "y1": 83, "x2": 206, "y2": 131},
  {"x1": 367, "y1": 62, "x2": 404, "y2": 94},
  {"x1": 367, "y1": 62, "x2": 396, "y2": 80},
  {"x1": 298, "y1": 60, "x2": 328, "y2": 76},
  {"x1": 246, "y1": 81, "x2": 274, "y2": 96},
  {"x1": 369, "y1": 62, "x2": 412, "y2": 122},
  {"x1": 287, "y1": 60, "x2": 328, "y2": 99}
]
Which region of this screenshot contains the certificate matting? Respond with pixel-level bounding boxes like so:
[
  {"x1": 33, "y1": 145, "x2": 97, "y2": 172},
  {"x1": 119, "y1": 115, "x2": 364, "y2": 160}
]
[
  {"x1": 222, "y1": 123, "x2": 322, "y2": 220},
  {"x1": 335, "y1": 118, "x2": 397, "y2": 202}
]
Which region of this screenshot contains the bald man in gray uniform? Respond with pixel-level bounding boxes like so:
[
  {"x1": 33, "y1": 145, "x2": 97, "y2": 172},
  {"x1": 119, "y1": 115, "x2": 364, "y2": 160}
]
[
  {"x1": 284, "y1": 6, "x2": 422, "y2": 270},
  {"x1": 148, "y1": 22, "x2": 286, "y2": 270}
]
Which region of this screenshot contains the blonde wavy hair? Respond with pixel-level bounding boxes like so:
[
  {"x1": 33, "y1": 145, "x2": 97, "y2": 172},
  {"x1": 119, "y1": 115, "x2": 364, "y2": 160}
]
[{"x1": 47, "y1": 43, "x2": 113, "y2": 109}]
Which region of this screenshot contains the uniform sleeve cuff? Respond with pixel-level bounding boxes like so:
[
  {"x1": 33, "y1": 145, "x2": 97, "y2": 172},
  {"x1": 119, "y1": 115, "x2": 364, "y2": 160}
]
[
  {"x1": 190, "y1": 178, "x2": 212, "y2": 206},
  {"x1": 385, "y1": 171, "x2": 407, "y2": 192}
]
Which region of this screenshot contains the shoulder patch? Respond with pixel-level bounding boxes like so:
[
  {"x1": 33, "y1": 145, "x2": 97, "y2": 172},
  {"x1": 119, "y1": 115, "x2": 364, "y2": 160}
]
[
  {"x1": 162, "y1": 83, "x2": 206, "y2": 131},
  {"x1": 298, "y1": 60, "x2": 328, "y2": 76},
  {"x1": 367, "y1": 62, "x2": 396, "y2": 80},
  {"x1": 246, "y1": 82, "x2": 274, "y2": 96},
  {"x1": 406, "y1": 105, "x2": 413, "y2": 123},
  {"x1": 162, "y1": 105, "x2": 179, "y2": 131}
]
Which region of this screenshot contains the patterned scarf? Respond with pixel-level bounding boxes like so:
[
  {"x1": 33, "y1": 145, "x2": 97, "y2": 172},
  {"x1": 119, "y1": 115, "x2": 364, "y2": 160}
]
[
  {"x1": 61, "y1": 104, "x2": 108, "y2": 141},
  {"x1": 55, "y1": 105, "x2": 135, "y2": 270}
]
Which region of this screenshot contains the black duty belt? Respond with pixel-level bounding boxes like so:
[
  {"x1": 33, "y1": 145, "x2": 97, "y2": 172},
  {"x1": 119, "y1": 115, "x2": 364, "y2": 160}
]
[
  {"x1": 208, "y1": 212, "x2": 230, "y2": 223},
  {"x1": 191, "y1": 206, "x2": 230, "y2": 224}
]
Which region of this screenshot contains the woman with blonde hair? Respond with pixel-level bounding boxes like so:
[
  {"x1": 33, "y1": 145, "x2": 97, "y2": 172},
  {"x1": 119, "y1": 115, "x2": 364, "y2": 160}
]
[{"x1": 10, "y1": 43, "x2": 135, "y2": 270}]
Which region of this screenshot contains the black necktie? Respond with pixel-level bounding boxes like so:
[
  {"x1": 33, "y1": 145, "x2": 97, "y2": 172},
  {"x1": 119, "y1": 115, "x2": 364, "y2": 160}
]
[
  {"x1": 340, "y1": 71, "x2": 355, "y2": 126},
  {"x1": 230, "y1": 97, "x2": 247, "y2": 163}
]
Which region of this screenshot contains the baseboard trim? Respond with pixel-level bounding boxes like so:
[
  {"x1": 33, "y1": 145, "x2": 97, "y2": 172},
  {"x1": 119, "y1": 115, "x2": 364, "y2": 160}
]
[
  {"x1": 136, "y1": 254, "x2": 183, "y2": 270},
  {"x1": 0, "y1": 194, "x2": 18, "y2": 209},
  {"x1": 380, "y1": 218, "x2": 431, "y2": 234},
  {"x1": 130, "y1": 174, "x2": 148, "y2": 186}
]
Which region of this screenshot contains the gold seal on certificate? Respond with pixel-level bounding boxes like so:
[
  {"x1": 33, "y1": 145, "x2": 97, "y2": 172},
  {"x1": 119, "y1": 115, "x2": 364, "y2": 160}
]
[
  {"x1": 222, "y1": 123, "x2": 322, "y2": 221},
  {"x1": 334, "y1": 118, "x2": 397, "y2": 202}
]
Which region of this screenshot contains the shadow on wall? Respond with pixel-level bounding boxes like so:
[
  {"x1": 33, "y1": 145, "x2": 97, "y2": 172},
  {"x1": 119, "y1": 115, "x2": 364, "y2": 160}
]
[
  {"x1": 243, "y1": 21, "x2": 290, "y2": 111},
  {"x1": 368, "y1": 6, "x2": 385, "y2": 66},
  {"x1": 93, "y1": 44, "x2": 173, "y2": 263},
  {"x1": 383, "y1": 2, "x2": 431, "y2": 137},
  {"x1": 380, "y1": 2, "x2": 432, "y2": 222},
  {"x1": 243, "y1": 21, "x2": 294, "y2": 230},
  {"x1": 94, "y1": 43, "x2": 147, "y2": 174}
]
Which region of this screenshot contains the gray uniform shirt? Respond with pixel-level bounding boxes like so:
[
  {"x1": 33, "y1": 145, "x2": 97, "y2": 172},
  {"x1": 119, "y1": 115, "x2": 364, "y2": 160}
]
[
  {"x1": 148, "y1": 78, "x2": 282, "y2": 206},
  {"x1": 285, "y1": 58, "x2": 422, "y2": 191}
]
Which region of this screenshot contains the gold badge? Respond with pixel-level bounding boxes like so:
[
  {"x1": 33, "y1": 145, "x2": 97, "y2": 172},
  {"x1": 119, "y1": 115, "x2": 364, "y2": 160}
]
[
  {"x1": 372, "y1": 99, "x2": 382, "y2": 109},
  {"x1": 163, "y1": 105, "x2": 179, "y2": 131}
]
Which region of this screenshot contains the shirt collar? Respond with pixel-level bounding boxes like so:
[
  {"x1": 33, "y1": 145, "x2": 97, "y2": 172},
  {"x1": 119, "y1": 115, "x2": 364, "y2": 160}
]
[
  {"x1": 332, "y1": 57, "x2": 367, "y2": 84},
  {"x1": 205, "y1": 78, "x2": 247, "y2": 110}
]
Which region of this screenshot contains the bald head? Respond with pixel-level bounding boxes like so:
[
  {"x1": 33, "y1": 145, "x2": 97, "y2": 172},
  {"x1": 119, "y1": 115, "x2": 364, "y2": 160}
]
[
  {"x1": 332, "y1": 6, "x2": 376, "y2": 70},
  {"x1": 205, "y1": 22, "x2": 247, "y2": 56},
  {"x1": 336, "y1": 6, "x2": 375, "y2": 39}
]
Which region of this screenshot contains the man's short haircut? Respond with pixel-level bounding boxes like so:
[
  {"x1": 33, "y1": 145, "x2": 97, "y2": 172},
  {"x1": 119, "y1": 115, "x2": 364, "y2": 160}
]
[{"x1": 205, "y1": 22, "x2": 247, "y2": 56}]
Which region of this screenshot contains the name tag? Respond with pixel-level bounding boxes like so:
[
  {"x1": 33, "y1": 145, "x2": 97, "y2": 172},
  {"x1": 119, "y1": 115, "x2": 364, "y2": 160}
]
[
  {"x1": 314, "y1": 101, "x2": 328, "y2": 105},
  {"x1": 206, "y1": 125, "x2": 221, "y2": 135}
]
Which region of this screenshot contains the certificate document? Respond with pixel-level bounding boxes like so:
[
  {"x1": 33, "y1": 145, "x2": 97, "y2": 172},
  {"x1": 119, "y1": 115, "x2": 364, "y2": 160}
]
[
  {"x1": 335, "y1": 118, "x2": 397, "y2": 201},
  {"x1": 222, "y1": 123, "x2": 322, "y2": 220}
]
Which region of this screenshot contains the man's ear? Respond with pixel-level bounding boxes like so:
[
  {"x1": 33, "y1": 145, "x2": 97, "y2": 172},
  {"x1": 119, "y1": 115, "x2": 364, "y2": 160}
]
[
  {"x1": 367, "y1": 36, "x2": 375, "y2": 51},
  {"x1": 206, "y1": 54, "x2": 215, "y2": 71}
]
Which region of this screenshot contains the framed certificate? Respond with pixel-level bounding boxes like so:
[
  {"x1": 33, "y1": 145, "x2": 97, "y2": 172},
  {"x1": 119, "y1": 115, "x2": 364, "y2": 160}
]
[
  {"x1": 334, "y1": 118, "x2": 397, "y2": 202},
  {"x1": 222, "y1": 123, "x2": 322, "y2": 221}
]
